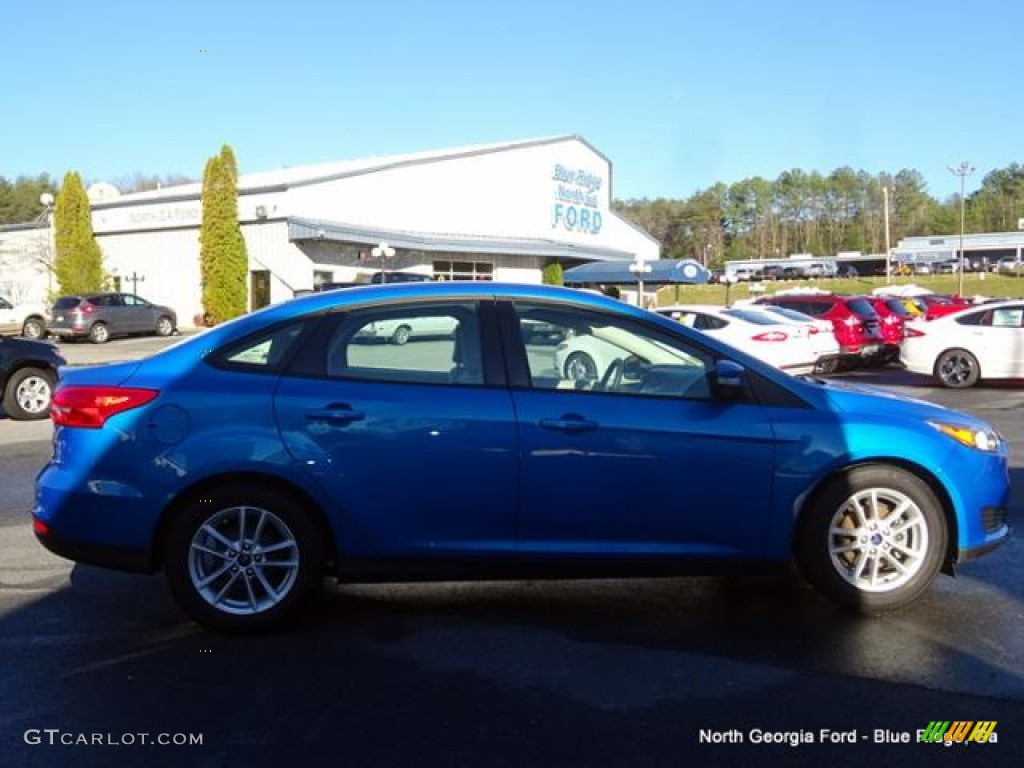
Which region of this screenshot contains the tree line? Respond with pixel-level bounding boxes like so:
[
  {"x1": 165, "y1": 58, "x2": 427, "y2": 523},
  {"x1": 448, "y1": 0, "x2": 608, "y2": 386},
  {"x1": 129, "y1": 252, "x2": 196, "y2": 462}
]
[{"x1": 613, "y1": 164, "x2": 1024, "y2": 267}]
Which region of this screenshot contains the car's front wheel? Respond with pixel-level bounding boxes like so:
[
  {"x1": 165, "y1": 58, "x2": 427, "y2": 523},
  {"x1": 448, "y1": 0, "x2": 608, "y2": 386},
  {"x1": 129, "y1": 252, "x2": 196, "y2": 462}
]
[
  {"x1": 164, "y1": 485, "x2": 324, "y2": 633},
  {"x1": 564, "y1": 352, "x2": 597, "y2": 382},
  {"x1": 2, "y1": 367, "x2": 55, "y2": 420},
  {"x1": 390, "y1": 325, "x2": 412, "y2": 345},
  {"x1": 796, "y1": 466, "x2": 946, "y2": 612},
  {"x1": 155, "y1": 316, "x2": 175, "y2": 337},
  {"x1": 934, "y1": 348, "x2": 979, "y2": 388}
]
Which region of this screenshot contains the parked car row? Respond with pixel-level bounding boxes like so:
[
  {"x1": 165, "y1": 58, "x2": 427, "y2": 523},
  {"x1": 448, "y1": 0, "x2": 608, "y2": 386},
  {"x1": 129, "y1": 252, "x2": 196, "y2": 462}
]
[{"x1": 1, "y1": 292, "x2": 177, "y2": 344}]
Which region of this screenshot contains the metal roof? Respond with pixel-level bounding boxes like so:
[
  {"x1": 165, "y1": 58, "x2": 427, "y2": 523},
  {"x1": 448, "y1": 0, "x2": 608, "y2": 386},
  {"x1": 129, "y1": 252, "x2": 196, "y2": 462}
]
[
  {"x1": 287, "y1": 217, "x2": 636, "y2": 261},
  {"x1": 91, "y1": 135, "x2": 606, "y2": 209}
]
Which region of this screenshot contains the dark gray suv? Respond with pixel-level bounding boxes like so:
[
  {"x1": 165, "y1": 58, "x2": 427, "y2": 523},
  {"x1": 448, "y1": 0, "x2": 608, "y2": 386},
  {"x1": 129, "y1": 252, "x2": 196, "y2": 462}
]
[{"x1": 48, "y1": 292, "x2": 177, "y2": 344}]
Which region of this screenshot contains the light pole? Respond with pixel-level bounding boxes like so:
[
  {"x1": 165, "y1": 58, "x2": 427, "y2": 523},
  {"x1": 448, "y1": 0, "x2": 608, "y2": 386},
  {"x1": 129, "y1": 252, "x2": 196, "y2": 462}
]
[
  {"x1": 722, "y1": 273, "x2": 738, "y2": 307},
  {"x1": 38, "y1": 193, "x2": 55, "y2": 295},
  {"x1": 371, "y1": 241, "x2": 396, "y2": 282},
  {"x1": 882, "y1": 185, "x2": 892, "y2": 284},
  {"x1": 628, "y1": 254, "x2": 652, "y2": 307},
  {"x1": 948, "y1": 161, "x2": 975, "y2": 297}
]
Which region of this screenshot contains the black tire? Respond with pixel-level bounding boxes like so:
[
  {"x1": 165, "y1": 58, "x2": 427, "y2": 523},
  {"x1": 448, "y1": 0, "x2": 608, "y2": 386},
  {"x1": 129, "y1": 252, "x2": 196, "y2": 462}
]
[
  {"x1": 814, "y1": 357, "x2": 839, "y2": 375},
  {"x1": 155, "y1": 315, "x2": 175, "y2": 337},
  {"x1": 934, "y1": 348, "x2": 980, "y2": 389},
  {"x1": 391, "y1": 325, "x2": 411, "y2": 345},
  {"x1": 796, "y1": 465, "x2": 946, "y2": 612},
  {"x1": 88, "y1": 322, "x2": 110, "y2": 344},
  {"x1": 164, "y1": 484, "x2": 324, "y2": 634},
  {"x1": 2, "y1": 367, "x2": 55, "y2": 420},
  {"x1": 21, "y1": 316, "x2": 46, "y2": 339},
  {"x1": 564, "y1": 352, "x2": 597, "y2": 382}
]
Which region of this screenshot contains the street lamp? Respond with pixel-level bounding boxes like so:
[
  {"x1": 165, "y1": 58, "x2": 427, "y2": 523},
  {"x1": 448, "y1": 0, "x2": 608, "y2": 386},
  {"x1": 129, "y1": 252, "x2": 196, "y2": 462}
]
[
  {"x1": 38, "y1": 193, "x2": 55, "y2": 294},
  {"x1": 371, "y1": 241, "x2": 396, "y2": 282},
  {"x1": 722, "y1": 273, "x2": 738, "y2": 307},
  {"x1": 628, "y1": 254, "x2": 652, "y2": 307},
  {"x1": 948, "y1": 161, "x2": 975, "y2": 297}
]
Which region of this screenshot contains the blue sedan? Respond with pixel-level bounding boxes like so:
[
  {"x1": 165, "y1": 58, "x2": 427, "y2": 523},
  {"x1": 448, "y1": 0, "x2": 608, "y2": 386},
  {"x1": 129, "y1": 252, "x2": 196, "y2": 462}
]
[{"x1": 34, "y1": 283, "x2": 1010, "y2": 632}]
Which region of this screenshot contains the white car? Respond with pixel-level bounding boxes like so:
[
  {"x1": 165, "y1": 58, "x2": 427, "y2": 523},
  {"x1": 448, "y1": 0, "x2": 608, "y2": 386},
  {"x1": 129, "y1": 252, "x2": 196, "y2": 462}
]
[
  {"x1": 655, "y1": 304, "x2": 824, "y2": 375},
  {"x1": 0, "y1": 295, "x2": 48, "y2": 339},
  {"x1": 753, "y1": 304, "x2": 841, "y2": 371},
  {"x1": 553, "y1": 324, "x2": 701, "y2": 385},
  {"x1": 901, "y1": 299, "x2": 1024, "y2": 388},
  {"x1": 355, "y1": 315, "x2": 457, "y2": 345}
]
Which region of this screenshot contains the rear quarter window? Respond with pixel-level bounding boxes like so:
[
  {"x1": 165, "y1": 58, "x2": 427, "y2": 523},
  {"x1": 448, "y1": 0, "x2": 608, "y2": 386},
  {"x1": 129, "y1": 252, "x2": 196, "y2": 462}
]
[{"x1": 845, "y1": 299, "x2": 879, "y2": 319}]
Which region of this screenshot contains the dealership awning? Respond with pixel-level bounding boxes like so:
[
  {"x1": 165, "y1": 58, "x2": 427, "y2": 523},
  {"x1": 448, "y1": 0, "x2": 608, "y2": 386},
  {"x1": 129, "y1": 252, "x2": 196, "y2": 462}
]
[
  {"x1": 563, "y1": 258, "x2": 710, "y2": 285},
  {"x1": 287, "y1": 217, "x2": 637, "y2": 261}
]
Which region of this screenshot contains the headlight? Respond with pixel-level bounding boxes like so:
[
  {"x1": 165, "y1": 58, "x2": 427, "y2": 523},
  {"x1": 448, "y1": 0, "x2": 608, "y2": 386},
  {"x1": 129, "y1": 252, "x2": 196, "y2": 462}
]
[{"x1": 928, "y1": 421, "x2": 1002, "y2": 453}]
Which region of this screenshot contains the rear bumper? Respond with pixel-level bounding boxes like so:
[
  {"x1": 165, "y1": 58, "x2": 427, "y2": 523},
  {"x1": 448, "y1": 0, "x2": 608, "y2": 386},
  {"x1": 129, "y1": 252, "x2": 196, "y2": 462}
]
[
  {"x1": 34, "y1": 527, "x2": 156, "y2": 573},
  {"x1": 47, "y1": 326, "x2": 88, "y2": 338}
]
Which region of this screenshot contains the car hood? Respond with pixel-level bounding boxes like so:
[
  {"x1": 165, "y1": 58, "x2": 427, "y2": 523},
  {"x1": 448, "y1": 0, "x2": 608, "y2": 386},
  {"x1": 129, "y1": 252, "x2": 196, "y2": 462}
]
[{"x1": 801, "y1": 376, "x2": 992, "y2": 429}]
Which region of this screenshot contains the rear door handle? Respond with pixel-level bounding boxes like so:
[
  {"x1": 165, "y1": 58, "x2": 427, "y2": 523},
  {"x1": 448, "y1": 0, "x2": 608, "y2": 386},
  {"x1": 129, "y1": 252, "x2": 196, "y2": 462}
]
[
  {"x1": 305, "y1": 405, "x2": 365, "y2": 425},
  {"x1": 539, "y1": 416, "x2": 598, "y2": 433}
]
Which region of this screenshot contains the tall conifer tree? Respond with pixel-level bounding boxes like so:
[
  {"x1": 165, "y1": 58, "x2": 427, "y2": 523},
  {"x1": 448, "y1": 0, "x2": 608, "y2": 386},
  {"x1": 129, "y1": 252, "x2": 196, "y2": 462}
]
[
  {"x1": 199, "y1": 145, "x2": 248, "y2": 323},
  {"x1": 53, "y1": 172, "x2": 103, "y2": 294}
]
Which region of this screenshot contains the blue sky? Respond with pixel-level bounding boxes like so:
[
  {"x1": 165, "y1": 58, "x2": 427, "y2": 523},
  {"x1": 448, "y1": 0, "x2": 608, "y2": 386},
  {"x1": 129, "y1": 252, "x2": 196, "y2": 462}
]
[{"x1": 3, "y1": 0, "x2": 1020, "y2": 201}]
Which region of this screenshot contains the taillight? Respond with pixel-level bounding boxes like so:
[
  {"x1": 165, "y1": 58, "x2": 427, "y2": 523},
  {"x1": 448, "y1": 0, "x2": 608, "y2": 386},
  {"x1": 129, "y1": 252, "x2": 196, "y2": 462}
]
[
  {"x1": 79, "y1": 302, "x2": 95, "y2": 314},
  {"x1": 51, "y1": 386, "x2": 159, "y2": 428},
  {"x1": 808, "y1": 327, "x2": 819, "y2": 335},
  {"x1": 752, "y1": 331, "x2": 788, "y2": 342}
]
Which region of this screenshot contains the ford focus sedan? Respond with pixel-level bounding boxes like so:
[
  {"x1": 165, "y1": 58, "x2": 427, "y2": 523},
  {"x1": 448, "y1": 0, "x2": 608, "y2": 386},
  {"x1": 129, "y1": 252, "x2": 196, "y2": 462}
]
[
  {"x1": 34, "y1": 283, "x2": 1010, "y2": 633},
  {"x1": 902, "y1": 299, "x2": 1024, "y2": 388}
]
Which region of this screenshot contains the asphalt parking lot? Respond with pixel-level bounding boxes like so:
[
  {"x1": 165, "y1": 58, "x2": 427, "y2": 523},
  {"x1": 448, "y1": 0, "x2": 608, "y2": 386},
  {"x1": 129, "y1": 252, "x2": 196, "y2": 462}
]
[{"x1": 1, "y1": 333, "x2": 1022, "y2": 766}]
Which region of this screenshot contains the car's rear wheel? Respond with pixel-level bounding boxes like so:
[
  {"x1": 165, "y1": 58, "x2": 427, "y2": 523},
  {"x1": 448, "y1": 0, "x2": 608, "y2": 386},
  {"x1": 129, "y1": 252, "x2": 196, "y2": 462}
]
[
  {"x1": 155, "y1": 316, "x2": 174, "y2": 337},
  {"x1": 796, "y1": 466, "x2": 946, "y2": 612},
  {"x1": 391, "y1": 325, "x2": 411, "y2": 345},
  {"x1": 21, "y1": 317, "x2": 46, "y2": 339},
  {"x1": 2, "y1": 367, "x2": 55, "y2": 420},
  {"x1": 934, "y1": 348, "x2": 979, "y2": 388},
  {"x1": 564, "y1": 352, "x2": 597, "y2": 382},
  {"x1": 88, "y1": 322, "x2": 110, "y2": 344},
  {"x1": 164, "y1": 485, "x2": 324, "y2": 633}
]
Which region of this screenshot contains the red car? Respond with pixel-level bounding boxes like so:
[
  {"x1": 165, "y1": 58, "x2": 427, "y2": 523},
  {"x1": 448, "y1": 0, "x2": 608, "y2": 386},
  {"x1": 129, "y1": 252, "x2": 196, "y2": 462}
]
[
  {"x1": 755, "y1": 293, "x2": 884, "y2": 369},
  {"x1": 917, "y1": 294, "x2": 972, "y2": 321},
  {"x1": 868, "y1": 297, "x2": 913, "y2": 363}
]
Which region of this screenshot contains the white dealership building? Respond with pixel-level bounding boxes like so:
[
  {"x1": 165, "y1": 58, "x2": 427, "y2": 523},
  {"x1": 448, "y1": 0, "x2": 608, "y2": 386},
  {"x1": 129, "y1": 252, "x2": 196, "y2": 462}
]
[{"x1": 0, "y1": 135, "x2": 659, "y2": 327}]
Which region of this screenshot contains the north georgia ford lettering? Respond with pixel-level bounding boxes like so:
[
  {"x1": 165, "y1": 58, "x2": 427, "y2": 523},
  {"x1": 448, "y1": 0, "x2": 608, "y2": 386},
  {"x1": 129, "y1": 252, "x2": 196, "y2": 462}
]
[
  {"x1": 552, "y1": 203, "x2": 602, "y2": 233},
  {"x1": 556, "y1": 184, "x2": 600, "y2": 208}
]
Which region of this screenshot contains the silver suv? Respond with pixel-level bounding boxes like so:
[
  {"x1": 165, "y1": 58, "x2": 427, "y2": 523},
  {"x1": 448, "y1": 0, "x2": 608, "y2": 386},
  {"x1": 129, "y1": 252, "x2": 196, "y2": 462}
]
[{"x1": 48, "y1": 292, "x2": 177, "y2": 344}]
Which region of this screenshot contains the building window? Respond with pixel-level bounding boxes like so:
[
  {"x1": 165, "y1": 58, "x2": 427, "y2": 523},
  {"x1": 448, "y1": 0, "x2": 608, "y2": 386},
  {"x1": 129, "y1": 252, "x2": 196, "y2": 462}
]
[
  {"x1": 433, "y1": 260, "x2": 494, "y2": 281},
  {"x1": 313, "y1": 270, "x2": 334, "y2": 287}
]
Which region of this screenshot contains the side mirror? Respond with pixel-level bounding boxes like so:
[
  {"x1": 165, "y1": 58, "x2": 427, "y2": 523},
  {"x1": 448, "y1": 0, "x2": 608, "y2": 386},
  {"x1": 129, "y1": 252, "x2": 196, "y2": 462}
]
[{"x1": 713, "y1": 359, "x2": 746, "y2": 397}]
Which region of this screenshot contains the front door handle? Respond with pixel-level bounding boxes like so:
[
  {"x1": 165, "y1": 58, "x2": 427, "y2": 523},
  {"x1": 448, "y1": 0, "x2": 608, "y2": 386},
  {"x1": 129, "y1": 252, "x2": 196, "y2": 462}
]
[
  {"x1": 305, "y1": 404, "x2": 365, "y2": 425},
  {"x1": 539, "y1": 415, "x2": 598, "y2": 433}
]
